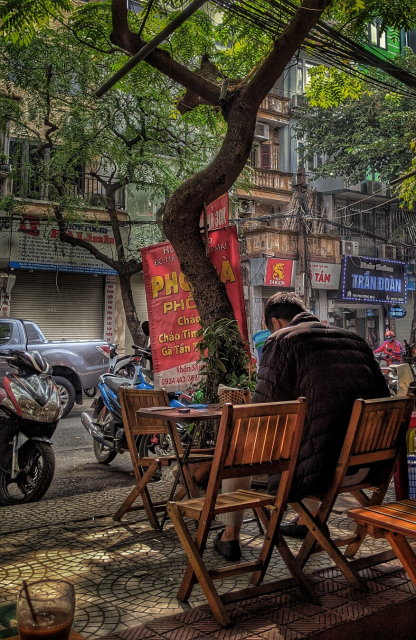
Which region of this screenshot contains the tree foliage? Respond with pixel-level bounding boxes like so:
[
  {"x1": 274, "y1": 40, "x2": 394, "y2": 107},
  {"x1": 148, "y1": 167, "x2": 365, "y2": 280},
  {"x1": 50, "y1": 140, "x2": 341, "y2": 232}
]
[{"x1": 296, "y1": 51, "x2": 416, "y2": 196}]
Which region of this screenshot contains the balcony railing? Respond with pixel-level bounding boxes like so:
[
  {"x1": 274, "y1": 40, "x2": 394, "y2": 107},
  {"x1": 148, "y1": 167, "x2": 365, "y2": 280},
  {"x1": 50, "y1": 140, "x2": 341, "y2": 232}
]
[
  {"x1": 251, "y1": 168, "x2": 292, "y2": 192},
  {"x1": 9, "y1": 163, "x2": 126, "y2": 210},
  {"x1": 259, "y1": 94, "x2": 290, "y2": 117}
]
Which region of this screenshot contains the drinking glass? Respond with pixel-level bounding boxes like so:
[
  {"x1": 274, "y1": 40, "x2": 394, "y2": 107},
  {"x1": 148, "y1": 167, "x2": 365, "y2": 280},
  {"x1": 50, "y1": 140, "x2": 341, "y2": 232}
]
[{"x1": 17, "y1": 580, "x2": 75, "y2": 640}]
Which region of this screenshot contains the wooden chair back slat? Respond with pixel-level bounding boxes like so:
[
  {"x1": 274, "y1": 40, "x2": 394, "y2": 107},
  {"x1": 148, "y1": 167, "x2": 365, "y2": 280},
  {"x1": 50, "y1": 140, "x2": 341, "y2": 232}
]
[
  {"x1": 119, "y1": 387, "x2": 170, "y2": 436},
  {"x1": 222, "y1": 400, "x2": 305, "y2": 473},
  {"x1": 351, "y1": 399, "x2": 409, "y2": 461}
]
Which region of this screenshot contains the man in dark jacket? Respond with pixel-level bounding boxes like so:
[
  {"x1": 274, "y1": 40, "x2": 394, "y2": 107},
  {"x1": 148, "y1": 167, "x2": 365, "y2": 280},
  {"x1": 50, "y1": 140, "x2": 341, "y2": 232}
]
[{"x1": 214, "y1": 292, "x2": 389, "y2": 562}]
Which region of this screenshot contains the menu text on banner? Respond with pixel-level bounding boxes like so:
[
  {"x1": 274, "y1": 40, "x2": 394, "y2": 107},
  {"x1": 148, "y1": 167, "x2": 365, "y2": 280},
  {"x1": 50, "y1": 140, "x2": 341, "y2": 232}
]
[{"x1": 141, "y1": 226, "x2": 247, "y2": 391}]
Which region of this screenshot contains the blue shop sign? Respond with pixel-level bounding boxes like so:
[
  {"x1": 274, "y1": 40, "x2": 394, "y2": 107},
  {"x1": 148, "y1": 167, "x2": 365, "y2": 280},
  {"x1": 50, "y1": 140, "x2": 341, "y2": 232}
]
[
  {"x1": 342, "y1": 256, "x2": 406, "y2": 304},
  {"x1": 389, "y1": 305, "x2": 407, "y2": 319}
]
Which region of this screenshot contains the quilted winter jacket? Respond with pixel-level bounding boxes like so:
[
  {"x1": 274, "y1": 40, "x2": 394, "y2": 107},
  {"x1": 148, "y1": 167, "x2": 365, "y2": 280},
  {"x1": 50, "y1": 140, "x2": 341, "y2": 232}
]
[{"x1": 252, "y1": 312, "x2": 390, "y2": 500}]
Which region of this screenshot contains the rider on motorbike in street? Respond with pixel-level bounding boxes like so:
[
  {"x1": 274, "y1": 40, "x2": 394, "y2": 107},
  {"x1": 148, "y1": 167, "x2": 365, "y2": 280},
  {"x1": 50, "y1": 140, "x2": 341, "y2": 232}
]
[{"x1": 373, "y1": 330, "x2": 403, "y2": 366}]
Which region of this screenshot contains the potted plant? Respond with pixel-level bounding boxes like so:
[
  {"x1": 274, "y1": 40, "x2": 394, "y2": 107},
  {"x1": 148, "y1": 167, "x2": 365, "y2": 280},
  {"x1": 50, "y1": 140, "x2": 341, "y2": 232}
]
[{"x1": 191, "y1": 318, "x2": 256, "y2": 450}]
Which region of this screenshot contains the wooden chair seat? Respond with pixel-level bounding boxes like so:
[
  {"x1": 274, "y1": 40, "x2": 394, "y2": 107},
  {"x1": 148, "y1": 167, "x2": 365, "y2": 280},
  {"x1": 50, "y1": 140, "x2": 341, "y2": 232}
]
[
  {"x1": 348, "y1": 499, "x2": 416, "y2": 589},
  {"x1": 177, "y1": 489, "x2": 275, "y2": 520},
  {"x1": 348, "y1": 500, "x2": 416, "y2": 537}
]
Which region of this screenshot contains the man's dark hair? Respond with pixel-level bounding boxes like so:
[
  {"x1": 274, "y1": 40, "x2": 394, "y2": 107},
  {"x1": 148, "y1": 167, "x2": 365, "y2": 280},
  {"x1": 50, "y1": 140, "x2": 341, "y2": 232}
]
[{"x1": 264, "y1": 292, "x2": 307, "y2": 330}]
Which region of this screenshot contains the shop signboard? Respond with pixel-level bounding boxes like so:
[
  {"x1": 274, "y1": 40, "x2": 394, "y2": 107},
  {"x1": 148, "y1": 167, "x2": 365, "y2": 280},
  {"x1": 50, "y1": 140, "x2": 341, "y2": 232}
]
[
  {"x1": 342, "y1": 256, "x2": 406, "y2": 304},
  {"x1": 264, "y1": 258, "x2": 293, "y2": 287},
  {"x1": 5, "y1": 215, "x2": 118, "y2": 275},
  {"x1": 309, "y1": 262, "x2": 341, "y2": 290},
  {"x1": 142, "y1": 226, "x2": 248, "y2": 391},
  {"x1": 199, "y1": 194, "x2": 229, "y2": 231},
  {"x1": 389, "y1": 305, "x2": 407, "y2": 319}
]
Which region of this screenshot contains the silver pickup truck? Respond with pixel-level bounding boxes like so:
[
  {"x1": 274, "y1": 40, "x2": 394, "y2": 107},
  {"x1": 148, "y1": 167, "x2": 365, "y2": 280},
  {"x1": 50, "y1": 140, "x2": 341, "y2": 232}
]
[{"x1": 0, "y1": 318, "x2": 110, "y2": 416}]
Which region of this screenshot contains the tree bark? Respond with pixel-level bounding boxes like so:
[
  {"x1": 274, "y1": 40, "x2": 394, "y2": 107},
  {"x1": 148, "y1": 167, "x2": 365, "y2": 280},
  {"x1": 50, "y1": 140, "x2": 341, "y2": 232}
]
[
  {"x1": 118, "y1": 271, "x2": 145, "y2": 346},
  {"x1": 110, "y1": 0, "x2": 332, "y2": 328}
]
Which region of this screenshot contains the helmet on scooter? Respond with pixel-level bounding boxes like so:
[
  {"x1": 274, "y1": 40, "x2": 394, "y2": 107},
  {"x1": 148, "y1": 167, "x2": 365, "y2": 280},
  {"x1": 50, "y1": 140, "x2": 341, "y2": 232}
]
[{"x1": 15, "y1": 350, "x2": 52, "y2": 374}]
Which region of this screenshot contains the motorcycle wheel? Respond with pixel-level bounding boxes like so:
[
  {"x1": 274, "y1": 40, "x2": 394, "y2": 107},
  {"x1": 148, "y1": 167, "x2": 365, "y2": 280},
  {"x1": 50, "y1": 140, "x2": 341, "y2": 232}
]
[
  {"x1": 116, "y1": 364, "x2": 136, "y2": 379},
  {"x1": 138, "y1": 433, "x2": 175, "y2": 458},
  {"x1": 92, "y1": 404, "x2": 117, "y2": 464},
  {"x1": 84, "y1": 387, "x2": 97, "y2": 398},
  {"x1": 0, "y1": 441, "x2": 55, "y2": 506}
]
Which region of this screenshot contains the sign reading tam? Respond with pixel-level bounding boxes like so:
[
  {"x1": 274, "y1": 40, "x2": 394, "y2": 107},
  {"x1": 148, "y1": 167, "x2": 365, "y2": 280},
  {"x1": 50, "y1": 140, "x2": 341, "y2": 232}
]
[
  {"x1": 309, "y1": 262, "x2": 341, "y2": 290},
  {"x1": 264, "y1": 259, "x2": 293, "y2": 287},
  {"x1": 342, "y1": 256, "x2": 406, "y2": 304}
]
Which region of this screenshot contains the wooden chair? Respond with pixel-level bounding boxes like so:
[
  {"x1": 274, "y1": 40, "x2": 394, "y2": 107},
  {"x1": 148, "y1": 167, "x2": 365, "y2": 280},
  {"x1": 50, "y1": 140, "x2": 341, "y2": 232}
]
[
  {"x1": 114, "y1": 387, "x2": 212, "y2": 529},
  {"x1": 290, "y1": 395, "x2": 414, "y2": 589},
  {"x1": 166, "y1": 398, "x2": 321, "y2": 627},
  {"x1": 347, "y1": 499, "x2": 416, "y2": 588}
]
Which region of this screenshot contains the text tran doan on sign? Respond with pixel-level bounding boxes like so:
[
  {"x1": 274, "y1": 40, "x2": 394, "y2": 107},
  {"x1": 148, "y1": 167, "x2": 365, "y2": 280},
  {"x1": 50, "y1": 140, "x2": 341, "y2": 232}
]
[{"x1": 342, "y1": 256, "x2": 406, "y2": 304}]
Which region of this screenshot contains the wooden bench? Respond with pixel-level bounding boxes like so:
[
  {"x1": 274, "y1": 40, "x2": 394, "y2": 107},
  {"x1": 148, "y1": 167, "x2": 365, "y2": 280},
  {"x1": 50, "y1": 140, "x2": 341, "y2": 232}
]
[{"x1": 348, "y1": 499, "x2": 416, "y2": 587}]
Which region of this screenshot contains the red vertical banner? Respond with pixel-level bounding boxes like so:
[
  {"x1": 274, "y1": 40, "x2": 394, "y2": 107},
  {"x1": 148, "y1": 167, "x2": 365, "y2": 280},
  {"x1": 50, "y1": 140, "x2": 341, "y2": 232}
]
[
  {"x1": 207, "y1": 226, "x2": 248, "y2": 343},
  {"x1": 141, "y1": 226, "x2": 248, "y2": 391}
]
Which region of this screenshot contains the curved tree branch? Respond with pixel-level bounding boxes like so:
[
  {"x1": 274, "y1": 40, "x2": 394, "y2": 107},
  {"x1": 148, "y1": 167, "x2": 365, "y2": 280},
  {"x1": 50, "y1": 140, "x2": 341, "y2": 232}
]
[{"x1": 110, "y1": 0, "x2": 221, "y2": 106}]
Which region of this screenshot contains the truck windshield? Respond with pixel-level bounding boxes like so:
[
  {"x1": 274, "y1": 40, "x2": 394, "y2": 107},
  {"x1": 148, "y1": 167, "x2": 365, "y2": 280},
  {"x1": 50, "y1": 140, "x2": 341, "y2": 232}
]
[{"x1": 0, "y1": 322, "x2": 12, "y2": 345}]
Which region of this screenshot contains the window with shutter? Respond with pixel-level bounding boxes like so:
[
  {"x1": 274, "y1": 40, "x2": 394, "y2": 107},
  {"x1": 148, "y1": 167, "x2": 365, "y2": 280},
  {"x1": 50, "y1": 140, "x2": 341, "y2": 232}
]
[{"x1": 260, "y1": 144, "x2": 271, "y2": 169}]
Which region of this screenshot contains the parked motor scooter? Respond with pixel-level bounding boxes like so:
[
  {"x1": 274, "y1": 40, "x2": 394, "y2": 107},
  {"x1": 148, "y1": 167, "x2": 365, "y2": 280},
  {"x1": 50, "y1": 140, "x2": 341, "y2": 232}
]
[
  {"x1": 0, "y1": 350, "x2": 62, "y2": 505},
  {"x1": 81, "y1": 346, "x2": 190, "y2": 464}
]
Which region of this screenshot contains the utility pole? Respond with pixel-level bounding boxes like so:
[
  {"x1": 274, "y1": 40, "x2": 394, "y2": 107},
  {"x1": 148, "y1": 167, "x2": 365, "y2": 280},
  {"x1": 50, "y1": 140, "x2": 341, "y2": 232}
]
[{"x1": 291, "y1": 167, "x2": 311, "y2": 310}]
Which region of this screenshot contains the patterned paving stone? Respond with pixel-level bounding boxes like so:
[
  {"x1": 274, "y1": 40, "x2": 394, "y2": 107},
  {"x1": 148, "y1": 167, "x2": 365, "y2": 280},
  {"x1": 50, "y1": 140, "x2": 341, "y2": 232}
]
[{"x1": 1, "y1": 482, "x2": 412, "y2": 640}]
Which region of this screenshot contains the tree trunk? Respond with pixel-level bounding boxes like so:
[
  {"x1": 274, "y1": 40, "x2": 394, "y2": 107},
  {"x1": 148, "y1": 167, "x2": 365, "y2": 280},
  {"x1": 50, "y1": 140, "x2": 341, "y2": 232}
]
[
  {"x1": 163, "y1": 95, "x2": 257, "y2": 326},
  {"x1": 118, "y1": 271, "x2": 145, "y2": 347}
]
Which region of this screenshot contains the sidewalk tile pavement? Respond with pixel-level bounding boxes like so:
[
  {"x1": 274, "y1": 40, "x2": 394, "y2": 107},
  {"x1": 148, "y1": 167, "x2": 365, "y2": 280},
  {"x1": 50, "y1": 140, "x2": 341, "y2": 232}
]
[{"x1": 0, "y1": 471, "x2": 413, "y2": 639}]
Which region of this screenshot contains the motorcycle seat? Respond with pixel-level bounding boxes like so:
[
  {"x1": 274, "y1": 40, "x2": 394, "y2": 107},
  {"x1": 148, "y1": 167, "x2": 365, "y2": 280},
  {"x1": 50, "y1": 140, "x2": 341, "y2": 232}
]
[{"x1": 105, "y1": 376, "x2": 132, "y2": 395}]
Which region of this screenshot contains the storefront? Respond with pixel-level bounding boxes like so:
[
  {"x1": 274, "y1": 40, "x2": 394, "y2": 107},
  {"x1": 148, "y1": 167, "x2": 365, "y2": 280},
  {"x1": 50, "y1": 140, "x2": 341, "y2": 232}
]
[
  {"x1": 329, "y1": 255, "x2": 407, "y2": 349},
  {"x1": 1, "y1": 215, "x2": 119, "y2": 340},
  {"x1": 249, "y1": 257, "x2": 298, "y2": 337},
  {"x1": 10, "y1": 271, "x2": 105, "y2": 340}
]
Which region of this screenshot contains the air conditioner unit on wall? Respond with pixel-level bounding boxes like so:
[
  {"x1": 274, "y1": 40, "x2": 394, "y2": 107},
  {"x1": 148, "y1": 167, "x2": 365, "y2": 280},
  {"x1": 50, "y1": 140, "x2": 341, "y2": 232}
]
[
  {"x1": 342, "y1": 240, "x2": 359, "y2": 256},
  {"x1": 361, "y1": 181, "x2": 382, "y2": 195},
  {"x1": 239, "y1": 199, "x2": 256, "y2": 216},
  {"x1": 290, "y1": 94, "x2": 307, "y2": 111},
  {"x1": 379, "y1": 244, "x2": 397, "y2": 260},
  {"x1": 254, "y1": 123, "x2": 269, "y2": 141}
]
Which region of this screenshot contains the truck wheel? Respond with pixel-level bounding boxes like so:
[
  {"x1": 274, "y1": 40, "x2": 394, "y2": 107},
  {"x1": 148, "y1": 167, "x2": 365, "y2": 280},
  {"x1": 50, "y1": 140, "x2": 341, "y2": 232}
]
[{"x1": 54, "y1": 376, "x2": 76, "y2": 418}]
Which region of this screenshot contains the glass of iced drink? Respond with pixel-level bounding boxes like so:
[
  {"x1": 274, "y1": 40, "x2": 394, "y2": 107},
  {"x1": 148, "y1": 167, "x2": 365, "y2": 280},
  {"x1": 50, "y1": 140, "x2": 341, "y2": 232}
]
[{"x1": 17, "y1": 580, "x2": 75, "y2": 640}]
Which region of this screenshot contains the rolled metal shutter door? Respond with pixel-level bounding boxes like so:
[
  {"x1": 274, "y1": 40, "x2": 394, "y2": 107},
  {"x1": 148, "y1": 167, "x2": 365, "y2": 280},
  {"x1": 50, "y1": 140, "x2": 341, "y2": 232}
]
[
  {"x1": 10, "y1": 271, "x2": 104, "y2": 340},
  {"x1": 124, "y1": 273, "x2": 148, "y2": 350}
]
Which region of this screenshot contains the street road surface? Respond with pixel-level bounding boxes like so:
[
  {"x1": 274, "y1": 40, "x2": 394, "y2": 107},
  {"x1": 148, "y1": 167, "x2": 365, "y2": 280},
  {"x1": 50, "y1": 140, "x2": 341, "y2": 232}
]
[{"x1": 45, "y1": 396, "x2": 135, "y2": 500}]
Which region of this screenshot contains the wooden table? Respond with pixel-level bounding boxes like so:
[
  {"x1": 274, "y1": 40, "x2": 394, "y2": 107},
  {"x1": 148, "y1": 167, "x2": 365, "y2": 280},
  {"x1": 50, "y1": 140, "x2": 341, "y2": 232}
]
[
  {"x1": 11, "y1": 631, "x2": 86, "y2": 640},
  {"x1": 137, "y1": 404, "x2": 222, "y2": 423},
  {"x1": 137, "y1": 404, "x2": 222, "y2": 528}
]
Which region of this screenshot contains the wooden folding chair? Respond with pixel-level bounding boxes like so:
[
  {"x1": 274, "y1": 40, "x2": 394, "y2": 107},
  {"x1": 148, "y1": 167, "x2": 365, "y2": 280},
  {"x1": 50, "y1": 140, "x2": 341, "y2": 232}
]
[
  {"x1": 114, "y1": 387, "x2": 212, "y2": 529},
  {"x1": 167, "y1": 398, "x2": 321, "y2": 627},
  {"x1": 290, "y1": 395, "x2": 414, "y2": 589}
]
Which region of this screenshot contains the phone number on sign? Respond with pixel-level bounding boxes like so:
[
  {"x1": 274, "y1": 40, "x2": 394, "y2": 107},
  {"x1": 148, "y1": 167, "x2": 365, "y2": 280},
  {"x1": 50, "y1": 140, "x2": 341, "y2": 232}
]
[{"x1": 161, "y1": 373, "x2": 200, "y2": 386}]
